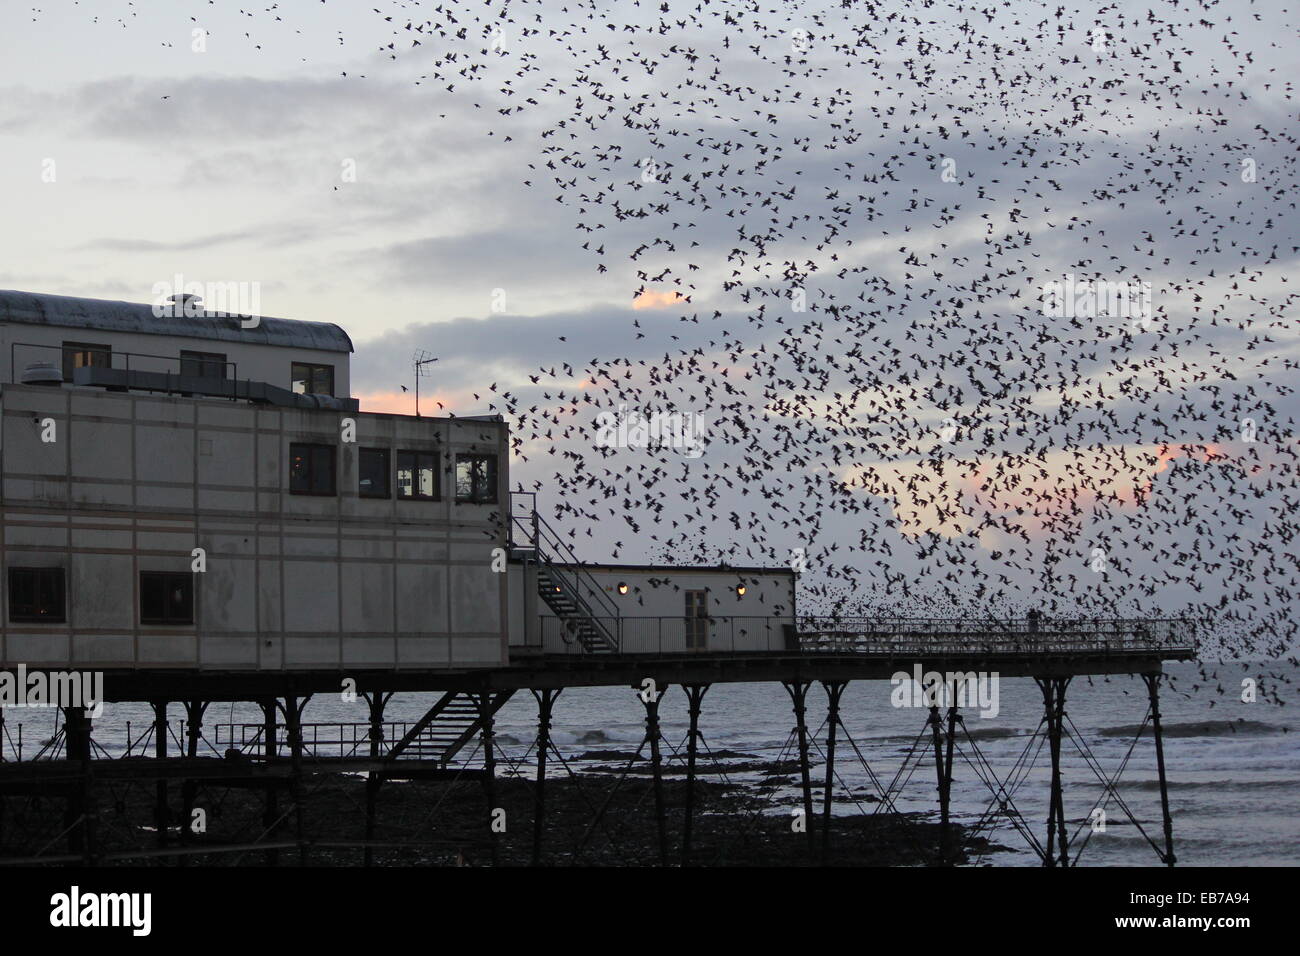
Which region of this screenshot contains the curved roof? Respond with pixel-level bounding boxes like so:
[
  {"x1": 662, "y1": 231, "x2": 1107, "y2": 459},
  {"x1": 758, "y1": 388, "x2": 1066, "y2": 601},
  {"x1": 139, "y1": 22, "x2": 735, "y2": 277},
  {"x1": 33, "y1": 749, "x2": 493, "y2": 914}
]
[{"x1": 0, "y1": 290, "x2": 353, "y2": 353}]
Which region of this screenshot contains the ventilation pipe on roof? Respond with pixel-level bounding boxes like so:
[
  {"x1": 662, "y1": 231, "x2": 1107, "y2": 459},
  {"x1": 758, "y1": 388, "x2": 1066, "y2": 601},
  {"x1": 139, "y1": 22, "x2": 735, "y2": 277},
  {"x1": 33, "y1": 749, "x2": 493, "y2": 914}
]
[
  {"x1": 166, "y1": 293, "x2": 205, "y2": 317},
  {"x1": 20, "y1": 362, "x2": 63, "y2": 386}
]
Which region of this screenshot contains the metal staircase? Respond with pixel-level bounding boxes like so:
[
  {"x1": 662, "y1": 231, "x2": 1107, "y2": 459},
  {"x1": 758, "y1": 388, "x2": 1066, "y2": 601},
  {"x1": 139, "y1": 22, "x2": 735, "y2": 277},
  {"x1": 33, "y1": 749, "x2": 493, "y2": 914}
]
[
  {"x1": 385, "y1": 690, "x2": 515, "y2": 766},
  {"x1": 510, "y1": 492, "x2": 620, "y2": 653}
]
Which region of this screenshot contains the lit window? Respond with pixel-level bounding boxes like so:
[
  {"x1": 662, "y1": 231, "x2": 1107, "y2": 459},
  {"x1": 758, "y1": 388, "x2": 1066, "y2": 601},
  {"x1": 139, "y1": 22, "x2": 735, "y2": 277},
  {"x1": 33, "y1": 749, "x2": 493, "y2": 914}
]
[
  {"x1": 455, "y1": 453, "x2": 498, "y2": 504},
  {"x1": 7, "y1": 567, "x2": 66, "y2": 623},
  {"x1": 289, "y1": 442, "x2": 337, "y2": 495},
  {"x1": 61, "y1": 342, "x2": 111, "y2": 382},
  {"x1": 396, "y1": 450, "x2": 439, "y2": 500},
  {"x1": 291, "y1": 362, "x2": 334, "y2": 396}
]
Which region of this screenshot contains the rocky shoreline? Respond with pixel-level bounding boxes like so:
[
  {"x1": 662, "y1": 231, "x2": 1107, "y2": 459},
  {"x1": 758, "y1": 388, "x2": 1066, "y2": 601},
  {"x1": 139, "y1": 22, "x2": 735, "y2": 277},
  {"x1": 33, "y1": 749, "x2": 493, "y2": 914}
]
[{"x1": 0, "y1": 749, "x2": 1012, "y2": 866}]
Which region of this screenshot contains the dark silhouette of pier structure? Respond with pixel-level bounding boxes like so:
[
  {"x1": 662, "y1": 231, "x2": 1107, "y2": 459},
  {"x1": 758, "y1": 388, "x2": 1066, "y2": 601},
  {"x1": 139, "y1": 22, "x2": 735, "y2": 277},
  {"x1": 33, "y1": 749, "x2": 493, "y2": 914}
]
[{"x1": 0, "y1": 615, "x2": 1194, "y2": 868}]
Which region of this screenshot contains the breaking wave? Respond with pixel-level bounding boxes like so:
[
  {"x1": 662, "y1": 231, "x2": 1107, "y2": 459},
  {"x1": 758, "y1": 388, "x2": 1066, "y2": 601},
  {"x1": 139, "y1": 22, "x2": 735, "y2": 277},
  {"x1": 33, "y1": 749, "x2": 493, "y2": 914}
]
[{"x1": 1097, "y1": 719, "x2": 1282, "y2": 739}]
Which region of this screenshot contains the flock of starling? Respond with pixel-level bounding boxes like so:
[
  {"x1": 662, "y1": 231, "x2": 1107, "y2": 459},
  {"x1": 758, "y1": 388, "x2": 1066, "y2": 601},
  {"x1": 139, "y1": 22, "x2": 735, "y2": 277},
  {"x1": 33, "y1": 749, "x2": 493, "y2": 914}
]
[{"x1": 51, "y1": 1, "x2": 1297, "y2": 704}]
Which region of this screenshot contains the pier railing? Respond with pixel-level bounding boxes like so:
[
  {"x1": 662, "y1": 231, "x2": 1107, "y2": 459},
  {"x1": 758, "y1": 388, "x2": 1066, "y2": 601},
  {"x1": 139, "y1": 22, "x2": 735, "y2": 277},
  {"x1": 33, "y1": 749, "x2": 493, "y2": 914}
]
[
  {"x1": 213, "y1": 721, "x2": 424, "y2": 760},
  {"x1": 798, "y1": 618, "x2": 1194, "y2": 656},
  {"x1": 536, "y1": 615, "x2": 1194, "y2": 656}
]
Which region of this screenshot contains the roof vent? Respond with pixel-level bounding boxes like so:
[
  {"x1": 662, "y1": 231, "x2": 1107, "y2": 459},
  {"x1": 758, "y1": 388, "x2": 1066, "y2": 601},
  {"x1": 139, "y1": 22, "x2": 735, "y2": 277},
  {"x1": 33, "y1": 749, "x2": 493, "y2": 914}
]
[
  {"x1": 20, "y1": 362, "x2": 63, "y2": 386},
  {"x1": 166, "y1": 293, "x2": 205, "y2": 316}
]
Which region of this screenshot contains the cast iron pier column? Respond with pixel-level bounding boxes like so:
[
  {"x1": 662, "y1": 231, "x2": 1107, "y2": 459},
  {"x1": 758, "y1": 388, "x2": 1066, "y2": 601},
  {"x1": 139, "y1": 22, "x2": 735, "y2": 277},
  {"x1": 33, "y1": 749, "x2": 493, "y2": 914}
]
[
  {"x1": 1143, "y1": 673, "x2": 1177, "y2": 866},
  {"x1": 531, "y1": 688, "x2": 560, "y2": 867},
  {"x1": 821, "y1": 681, "x2": 847, "y2": 862},
  {"x1": 682, "y1": 683, "x2": 710, "y2": 867},
  {"x1": 783, "y1": 680, "x2": 816, "y2": 858}
]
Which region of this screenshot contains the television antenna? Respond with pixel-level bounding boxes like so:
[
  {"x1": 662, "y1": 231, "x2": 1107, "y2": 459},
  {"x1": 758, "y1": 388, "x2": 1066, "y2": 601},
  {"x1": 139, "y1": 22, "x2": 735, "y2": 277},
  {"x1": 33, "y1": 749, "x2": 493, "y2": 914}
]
[{"x1": 412, "y1": 349, "x2": 438, "y2": 417}]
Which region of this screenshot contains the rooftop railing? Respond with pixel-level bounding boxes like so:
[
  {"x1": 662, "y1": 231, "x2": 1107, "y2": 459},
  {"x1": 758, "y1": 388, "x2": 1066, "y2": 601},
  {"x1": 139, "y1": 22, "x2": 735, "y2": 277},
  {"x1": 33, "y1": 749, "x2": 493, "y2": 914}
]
[
  {"x1": 7, "y1": 340, "x2": 359, "y2": 411},
  {"x1": 9, "y1": 340, "x2": 239, "y2": 386}
]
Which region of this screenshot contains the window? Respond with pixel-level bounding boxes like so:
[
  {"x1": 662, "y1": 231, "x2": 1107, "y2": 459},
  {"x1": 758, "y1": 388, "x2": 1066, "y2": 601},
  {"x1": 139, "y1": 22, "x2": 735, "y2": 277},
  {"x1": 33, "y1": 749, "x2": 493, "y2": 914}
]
[
  {"x1": 396, "y1": 450, "x2": 439, "y2": 500},
  {"x1": 291, "y1": 362, "x2": 334, "y2": 396},
  {"x1": 685, "y1": 590, "x2": 708, "y2": 650},
  {"x1": 8, "y1": 567, "x2": 66, "y2": 623},
  {"x1": 62, "y1": 342, "x2": 111, "y2": 382},
  {"x1": 289, "y1": 442, "x2": 337, "y2": 495},
  {"x1": 455, "y1": 453, "x2": 498, "y2": 504},
  {"x1": 359, "y1": 447, "x2": 391, "y2": 498},
  {"x1": 180, "y1": 350, "x2": 228, "y2": 379},
  {"x1": 140, "y1": 572, "x2": 193, "y2": 625}
]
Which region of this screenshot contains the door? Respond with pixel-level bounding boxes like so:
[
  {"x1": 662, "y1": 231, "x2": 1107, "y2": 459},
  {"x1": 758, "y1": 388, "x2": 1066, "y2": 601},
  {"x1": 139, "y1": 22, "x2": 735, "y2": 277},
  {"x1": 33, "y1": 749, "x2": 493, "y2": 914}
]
[{"x1": 685, "y1": 590, "x2": 708, "y2": 650}]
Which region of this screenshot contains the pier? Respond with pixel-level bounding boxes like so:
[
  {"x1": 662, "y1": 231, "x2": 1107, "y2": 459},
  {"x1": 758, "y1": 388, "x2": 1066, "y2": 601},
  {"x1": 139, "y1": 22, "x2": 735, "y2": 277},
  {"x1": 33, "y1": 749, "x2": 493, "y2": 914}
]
[
  {"x1": 0, "y1": 618, "x2": 1194, "y2": 868},
  {"x1": 0, "y1": 295, "x2": 1200, "y2": 868}
]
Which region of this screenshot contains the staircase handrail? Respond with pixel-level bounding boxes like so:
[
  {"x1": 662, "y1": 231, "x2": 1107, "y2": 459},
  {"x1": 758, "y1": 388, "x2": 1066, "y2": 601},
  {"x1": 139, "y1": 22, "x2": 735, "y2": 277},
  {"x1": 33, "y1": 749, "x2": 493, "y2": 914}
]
[
  {"x1": 531, "y1": 514, "x2": 621, "y2": 621},
  {"x1": 510, "y1": 492, "x2": 620, "y2": 651}
]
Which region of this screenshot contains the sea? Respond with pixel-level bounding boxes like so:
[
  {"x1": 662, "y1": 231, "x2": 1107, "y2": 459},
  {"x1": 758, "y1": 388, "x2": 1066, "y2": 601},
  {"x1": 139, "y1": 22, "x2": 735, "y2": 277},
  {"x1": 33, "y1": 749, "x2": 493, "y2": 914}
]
[{"x1": 4, "y1": 659, "x2": 1296, "y2": 866}]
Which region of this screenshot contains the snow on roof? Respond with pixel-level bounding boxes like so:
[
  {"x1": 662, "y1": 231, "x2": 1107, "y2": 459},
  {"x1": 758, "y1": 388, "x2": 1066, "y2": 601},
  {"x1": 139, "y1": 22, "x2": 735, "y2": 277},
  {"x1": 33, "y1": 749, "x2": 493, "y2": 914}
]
[{"x1": 0, "y1": 290, "x2": 353, "y2": 353}]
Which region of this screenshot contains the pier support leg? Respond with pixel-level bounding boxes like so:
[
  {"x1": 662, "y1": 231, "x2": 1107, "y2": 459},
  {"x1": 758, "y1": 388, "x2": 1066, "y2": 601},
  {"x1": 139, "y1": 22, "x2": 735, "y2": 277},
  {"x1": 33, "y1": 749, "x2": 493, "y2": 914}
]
[
  {"x1": 153, "y1": 701, "x2": 168, "y2": 850},
  {"x1": 641, "y1": 687, "x2": 670, "y2": 867},
  {"x1": 364, "y1": 691, "x2": 389, "y2": 867},
  {"x1": 180, "y1": 700, "x2": 207, "y2": 865},
  {"x1": 0, "y1": 707, "x2": 5, "y2": 846},
  {"x1": 945, "y1": 691, "x2": 959, "y2": 863},
  {"x1": 63, "y1": 707, "x2": 94, "y2": 864},
  {"x1": 1042, "y1": 679, "x2": 1058, "y2": 867},
  {"x1": 185, "y1": 701, "x2": 205, "y2": 759},
  {"x1": 928, "y1": 705, "x2": 944, "y2": 864},
  {"x1": 283, "y1": 694, "x2": 309, "y2": 865},
  {"x1": 821, "y1": 681, "x2": 847, "y2": 863},
  {"x1": 531, "y1": 688, "x2": 560, "y2": 867},
  {"x1": 1053, "y1": 678, "x2": 1070, "y2": 868},
  {"x1": 1143, "y1": 673, "x2": 1177, "y2": 867},
  {"x1": 682, "y1": 684, "x2": 709, "y2": 867},
  {"x1": 783, "y1": 680, "x2": 816, "y2": 859},
  {"x1": 928, "y1": 693, "x2": 955, "y2": 866},
  {"x1": 261, "y1": 699, "x2": 279, "y2": 866},
  {"x1": 1038, "y1": 677, "x2": 1071, "y2": 868},
  {"x1": 477, "y1": 692, "x2": 499, "y2": 866}
]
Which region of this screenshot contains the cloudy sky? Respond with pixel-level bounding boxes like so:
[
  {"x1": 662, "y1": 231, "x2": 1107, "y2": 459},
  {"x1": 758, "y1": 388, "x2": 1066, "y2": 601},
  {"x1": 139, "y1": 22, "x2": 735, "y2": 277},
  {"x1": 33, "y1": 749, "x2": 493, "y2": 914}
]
[
  {"x1": 0, "y1": 0, "x2": 664, "y2": 412},
  {"x1": 2, "y1": 0, "x2": 1296, "y2": 652}
]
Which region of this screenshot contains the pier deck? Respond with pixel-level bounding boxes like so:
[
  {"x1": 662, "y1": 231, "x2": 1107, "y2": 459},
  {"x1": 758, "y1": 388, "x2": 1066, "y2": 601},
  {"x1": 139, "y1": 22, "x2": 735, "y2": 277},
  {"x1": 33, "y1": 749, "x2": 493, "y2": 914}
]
[
  {"x1": 0, "y1": 616, "x2": 1196, "y2": 868},
  {"x1": 41, "y1": 616, "x2": 1195, "y2": 700}
]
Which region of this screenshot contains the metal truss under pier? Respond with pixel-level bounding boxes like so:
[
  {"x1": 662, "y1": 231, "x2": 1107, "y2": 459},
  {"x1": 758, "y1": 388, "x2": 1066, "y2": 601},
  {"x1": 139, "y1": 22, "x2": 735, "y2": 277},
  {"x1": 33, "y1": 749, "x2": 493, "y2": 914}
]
[{"x1": 0, "y1": 620, "x2": 1195, "y2": 868}]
